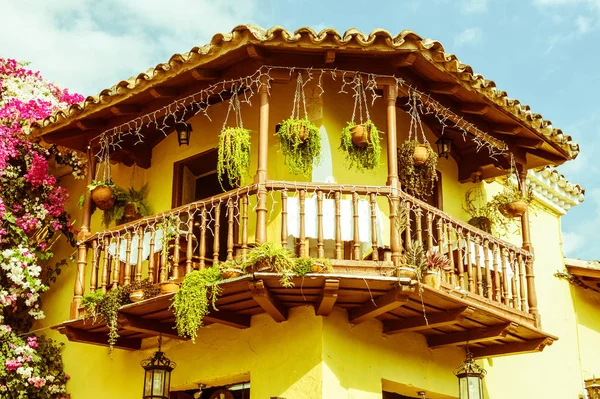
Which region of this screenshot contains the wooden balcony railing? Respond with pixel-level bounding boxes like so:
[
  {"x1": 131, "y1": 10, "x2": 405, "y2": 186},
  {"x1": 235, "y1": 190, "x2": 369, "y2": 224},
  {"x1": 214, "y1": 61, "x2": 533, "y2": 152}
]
[{"x1": 71, "y1": 181, "x2": 535, "y2": 319}]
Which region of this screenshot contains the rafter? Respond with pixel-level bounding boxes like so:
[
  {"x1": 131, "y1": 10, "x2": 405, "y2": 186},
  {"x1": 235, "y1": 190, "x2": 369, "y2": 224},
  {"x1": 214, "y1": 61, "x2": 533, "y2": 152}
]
[
  {"x1": 492, "y1": 123, "x2": 522, "y2": 135},
  {"x1": 392, "y1": 52, "x2": 417, "y2": 68},
  {"x1": 460, "y1": 103, "x2": 490, "y2": 116},
  {"x1": 149, "y1": 87, "x2": 178, "y2": 98},
  {"x1": 246, "y1": 44, "x2": 265, "y2": 60},
  {"x1": 349, "y1": 286, "x2": 414, "y2": 324},
  {"x1": 514, "y1": 138, "x2": 544, "y2": 150},
  {"x1": 110, "y1": 104, "x2": 140, "y2": 116},
  {"x1": 57, "y1": 326, "x2": 141, "y2": 351},
  {"x1": 324, "y1": 49, "x2": 336, "y2": 64},
  {"x1": 191, "y1": 68, "x2": 221, "y2": 81},
  {"x1": 427, "y1": 323, "x2": 517, "y2": 349},
  {"x1": 75, "y1": 119, "x2": 106, "y2": 130},
  {"x1": 427, "y1": 82, "x2": 461, "y2": 95},
  {"x1": 118, "y1": 314, "x2": 184, "y2": 340},
  {"x1": 471, "y1": 337, "x2": 553, "y2": 359},
  {"x1": 383, "y1": 307, "x2": 474, "y2": 334},
  {"x1": 249, "y1": 280, "x2": 287, "y2": 322},
  {"x1": 204, "y1": 309, "x2": 251, "y2": 329},
  {"x1": 316, "y1": 279, "x2": 339, "y2": 316}
]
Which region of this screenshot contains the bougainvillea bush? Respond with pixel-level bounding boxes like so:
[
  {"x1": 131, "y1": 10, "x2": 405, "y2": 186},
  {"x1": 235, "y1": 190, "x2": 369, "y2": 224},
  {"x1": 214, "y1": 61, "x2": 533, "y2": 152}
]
[{"x1": 0, "y1": 58, "x2": 85, "y2": 398}]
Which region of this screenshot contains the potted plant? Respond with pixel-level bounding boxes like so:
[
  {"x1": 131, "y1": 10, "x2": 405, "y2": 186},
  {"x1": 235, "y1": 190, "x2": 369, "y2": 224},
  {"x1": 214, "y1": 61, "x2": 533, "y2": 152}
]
[
  {"x1": 160, "y1": 277, "x2": 180, "y2": 294},
  {"x1": 243, "y1": 243, "x2": 296, "y2": 287},
  {"x1": 463, "y1": 187, "x2": 494, "y2": 234},
  {"x1": 489, "y1": 180, "x2": 533, "y2": 218},
  {"x1": 218, "y1": 259, "x2": 244, "y2": 280},
  {"x1": 122, "y1": 183, "x2": 151, "y2": 223},
  {"x1": 293, "y1": 257, "x2": 333, "y2": 275},
  {"x1": 398, "y1": 140, "x2": 438, "y2": 199},
  {"x1": 172, "y1": 266, "x2": 222, "y2": 342},
  {"x1": 88, "y1": 180, "x2": 117, "y2": 210},
  {"x1": 340, "y1": 120, "x2": 382, "y2": 171},
  {"x1": 217, "y1": 127, "x2": 251, "y2": 189},
  {"x1": 423, "y1": 248, "x2": 450, "y2": 290},
  {"x1": 81, "y1": 287, "x2": 125, "y2": 353},
  {"x1": 398, "y1": 242, "x2": 426, "y2": 284},
  {"x1": 276, "y1": 72, "x2": 322, "y2": 176},
  {"x1": 123, "y1": 278, "x2": 160, "y2": 303}
]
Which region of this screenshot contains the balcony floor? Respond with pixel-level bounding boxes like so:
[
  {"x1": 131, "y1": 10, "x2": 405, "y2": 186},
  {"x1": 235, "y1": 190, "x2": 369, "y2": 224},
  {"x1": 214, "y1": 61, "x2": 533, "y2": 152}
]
[{"x1": 54, "y1": 264, "x2": 556, "y2": 359}]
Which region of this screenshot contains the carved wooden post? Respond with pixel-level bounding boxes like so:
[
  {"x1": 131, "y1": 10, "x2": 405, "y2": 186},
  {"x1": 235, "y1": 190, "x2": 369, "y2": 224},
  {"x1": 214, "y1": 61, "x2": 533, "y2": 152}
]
[
  {"x1": 517, "y1": 163, "x2": 539, "y2": 325},
  {"x1": 80, "y1": 146, "x2": 96, "y2": 236},
  {"x1": 254, "y1": 75, "x2": 270, "y2": 244},
  {"x1": 71, "y1": 243, "x2": 88, "y2": 319},
  {"x1": 385, "y1": 84, "x2": 401, "y2": 265}
]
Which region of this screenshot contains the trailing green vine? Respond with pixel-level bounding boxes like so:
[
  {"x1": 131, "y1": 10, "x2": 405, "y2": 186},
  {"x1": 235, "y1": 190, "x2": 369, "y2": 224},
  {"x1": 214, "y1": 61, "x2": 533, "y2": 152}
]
[
  {"x1": 217, "y1": 127, "x2": 251, "y2": 189},
  {"x1": 243, "y1": 243, "x2": 296, "y2": 287},
  {"x1": 81, "y1": 287, "x2": 126, "y2": 354},
  {"x1": 276, "y1": 118, "x2": 321, "y2": 176},
  {"x1": 340, "y1": 120, "x2": 381, "y2": 172},
  {"x1": 398, "y1": 140, "x2": 438, "y2": 199}
]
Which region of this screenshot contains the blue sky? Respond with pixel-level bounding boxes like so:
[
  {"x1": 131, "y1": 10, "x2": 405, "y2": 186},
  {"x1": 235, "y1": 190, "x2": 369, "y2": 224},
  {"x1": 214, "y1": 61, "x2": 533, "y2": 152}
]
[{"x1": 2, "y1": 0, "x2": 598, "y2": 259}]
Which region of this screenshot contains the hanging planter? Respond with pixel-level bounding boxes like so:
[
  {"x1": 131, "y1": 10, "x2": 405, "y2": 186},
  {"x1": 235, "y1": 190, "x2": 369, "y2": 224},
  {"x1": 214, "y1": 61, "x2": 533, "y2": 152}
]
[
  {"x1": 88, "y1": 180, "x2": 116, "y2": 210},
  {"x1": 412, "y1": 144, "x2": 430, "y2": 165},
  {"x1": 501, "y1": 200, "x2": 528, "y2": 218},
  {"x1": 488, "y1": 168, "x2": 533, "y2": 220},
  {"x1": 276, "y1": 72, "x2": 322, "y2": 176},
  {"x1": 217, "y1": 89, "x2": 251, "y2": 189},
  {"x1": 398, "y1": 140, "x2": 438, "y2": 199}
]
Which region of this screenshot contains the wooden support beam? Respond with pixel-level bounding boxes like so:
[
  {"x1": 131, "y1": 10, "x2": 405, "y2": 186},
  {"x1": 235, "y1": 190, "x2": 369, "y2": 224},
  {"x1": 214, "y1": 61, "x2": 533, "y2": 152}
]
[
  {"x1": 191, "y1": 68, "x2": 221, "y2": 81},
  {"x1": 249, "y1": 280, "x2": 287, "y2": 322},
  {"x1": 492, "y1": 123, "x2": 522, "y2": 135},
  {"x1": 427, "y1": 322, "x2": 517, "y2": 349},
  {"x1": 349, "y1": 286, "x2": 413, "y2": 324},
  {"x1": 110, "y1": 104, "x2": 140, "y2": 116},
  {"x1": 427, "y1": 82, "x2": 461, "y2": 95},
  {"x1": 316, "y1": 279, "x2": 339, "y2": 316},
  {"x1": 57, "y1": 326, "x2": 141, "y2": 351},
  {"x1": 149, "y1": 87, "x2": 178, "y2": 98},
  {"x1": 392, "y1": 52, "x2": 417, "y2": 68},
  {"x1": 118, "y1": 314, "x2": 185, "y2": 340},
  {"x1": 75, "y1": 119, "x2": 106, "y2": 130},
  {"x1": 471, "y1": 337, "x2": 553, "y2": 359},
  {"x1": 324, "y1": 49, "x2": 336, "y2": 64},
  {"x1": 246, "y1": 44, "x2": 265, "y2": 60},
  {"x1": 204, "y1": 309, "x2": 251, "y2": 329},
  {"x1": 514, "y1": 138, "x2": 544, "y2": 150},
  {"x1": 383, "y1": 306, "x2": 474, "y2": 334},
  {"x1": 460, "y1": 103, "x2": 490, "y2": 116}
]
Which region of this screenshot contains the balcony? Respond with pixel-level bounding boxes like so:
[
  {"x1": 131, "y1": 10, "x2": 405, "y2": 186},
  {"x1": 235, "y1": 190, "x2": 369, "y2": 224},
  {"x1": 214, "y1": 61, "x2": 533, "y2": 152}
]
[{"x1": 56, "y1": 181, "x2": 556, "y2": 359}]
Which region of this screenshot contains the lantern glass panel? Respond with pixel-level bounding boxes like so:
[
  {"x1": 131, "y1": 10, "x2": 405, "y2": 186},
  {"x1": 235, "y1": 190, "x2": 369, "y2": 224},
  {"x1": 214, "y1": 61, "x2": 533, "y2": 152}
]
[
  {"x1": 459, "y1": 375, "x2": 483, "y2": 399},
  {"x1": 163, "y1": 370, "x2": 171, "y2": 397},
  {"x1": 152, "y1": 369, "x2": 166, "y2": 396}
]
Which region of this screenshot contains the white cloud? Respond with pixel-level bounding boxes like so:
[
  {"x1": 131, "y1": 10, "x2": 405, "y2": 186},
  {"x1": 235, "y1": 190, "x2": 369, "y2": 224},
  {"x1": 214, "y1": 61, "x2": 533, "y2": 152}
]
[
  {"x1": 461, "y1": 0, "x2": 488, "y2": 13},
  {"x1": 0, "y1": 0, "x2": 258, "y2": 96},
  {"x1": 454, "y1": 27, "x2": 483, "y2": 47},
  {"x1": 576, "y1": 15, "x2": 594, "y2": 32}
]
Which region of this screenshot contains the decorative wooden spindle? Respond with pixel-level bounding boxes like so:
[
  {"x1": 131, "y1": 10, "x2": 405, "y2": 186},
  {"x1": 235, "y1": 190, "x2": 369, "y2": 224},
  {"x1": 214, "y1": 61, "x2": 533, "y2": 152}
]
[
  {"x1": 101, "y1": 237, "x2": 110, "y2": 292},
  {"x1": 159, "y1": 228, "x2": 168, "y2": 283},
  {"x1": 509, "y1": 251, "x2": 518, "y2": 309},
  {"x1": 414, "y1": 208, "x2": 423, "y2": 247},
  {"x1": 72, "y1": 242, "x2": 88, "y2": 318},
  {"x1": 334, "y1": 191, "x2": 342, "y2": 260},
  {"x1": 352, "y1": 191, "x2": 361, "y2": 260},
  {"x1": 446, "y1": 223, "x2": 455, "y2": 286},
  {"x1": 241, "y1": 194, "x2": 249, "y2": 261},
  {"x1": 369, "y1": 193, "x2": 378, "y2": 261},
  {"x1": 90, "y1": 239, "x2": 99, "y2": 292},
  {"x1": 456, "y1": 232, "x2": 464, "y2": 290},
  {"x1": 502, "y1": 248, "x2": 510, "y2": 306},
  {"x1": 518, "y1": 253, "x2": 527, "y2": 311},
  {"x1": 426, "y1": 212, "x2": 434, "y2": 250},
  {"x1": 404, "y1": 201, "x2": 412, "y2": 250},
  {"x1": 122, "y1": 232, "x2": 131, "y2": 286},
  {"x1": 299, "y1": 190, "x2": 306, "y2": 258},
  {"x1": 213, "y1": 204, "x2": 221, "y2": 264},
  {"x1": 227, "y1": 198, "x2": 235, "y2": 261},
  {"x1": 135, "y1": 227, "x2": 144, "y2": 283},
  {"x1": 199, "y1": 207, "x2": 207, "y2": 269},
  {"x1": 111, "y1": 236, "x2": 121, "y2": 289},
  {"x1": 173, "y1": 222, "x2": 180, "y2": 280},
  {"x1": 465, "y1": 232, "x2": 474, "y2": 293},
  {"x1": 186, "y1": 218, "x2": 193, "y2": 275},
  {"x1": 474, "y1": 236, "x2": 483, "y2": 296},
  {"x1": 492, "y1": 243, "x2": 501, "y2": 302},
  {"x1": 483, "y1": 239, "x2": 492, "y2": 300},
  {"x1": 317, "y1": 190, "x2": 325, "y2": 259},
  {"x1": 148, "y1": 230, "x2": 156, "y2": 283},
  {"x1": 388, "y1": 197, "x2": 401, "y2": 265},
  {"x1": 280, "y1": 191, "x2": 288, "y2": 250}
]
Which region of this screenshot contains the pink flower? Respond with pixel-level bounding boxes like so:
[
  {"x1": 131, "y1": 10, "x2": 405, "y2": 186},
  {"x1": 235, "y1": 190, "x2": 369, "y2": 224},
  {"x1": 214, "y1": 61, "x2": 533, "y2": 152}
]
[
  {"x1": 5, "y1": 358, "x2": 22, "y2": 371},
  {"x1": 27, "y1": 336, "x2": 38, "y2": 349}
]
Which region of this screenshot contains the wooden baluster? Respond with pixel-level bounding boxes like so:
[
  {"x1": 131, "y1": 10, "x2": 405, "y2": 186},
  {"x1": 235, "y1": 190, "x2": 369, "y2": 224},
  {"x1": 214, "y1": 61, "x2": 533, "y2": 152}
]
[
  {"x1": 456, "y1": 231, "x2": 464, "y2": 290},
  {"x1": 159, "y1": 228, "x2": 168, "y2": 283},
  {"x1": 426, "y1": 212, "x2": 434, "y2": 250},
  {"x1": 510, "y1": 251, "x2": 518, "y2": 309},
  {"x1": 414, "y1": 208, "x2": 423, "y2": 247},
  {"x1": 213, "y1": 204, "x2": 221, "y2": 264},
  {"x1": 518, "y1": 253, "x2": 527, "y2": 311},
  {"x1": 241, "y1": 194, "x2": 249, "y2": 261},
  {"x1": 72, "y1": 241, "x2": 89, "y2": 318},
  {"x1": 226, "y1": 198, "x2": 235, "y2": 261},
  {"x1": 112, "y1": 236, "x2": 121, "y2": 289},
  {"x1": 370, "y1": 193, "x2": 378, "y2": 261},
  {"x1": 436, "y1": 220, "x2": 445, "y2": 281},
  {"x1": 483, "y1": 239, "x2": 492, "y2": 300},
  {"x1": 299, "y1": 190, "x2": 306, "y2": 257},
  {"x1": 404, "y1": 201, "x2": 412, "y2": 250},
  {"x1": 172, "y1": 222, "x2": 180, "y2": 280},
  {"x1": 135, "y1": 227, "x2": 143, "y2": 283},
  {"x1": 474, "y1": 236, "x2": 483, "y2": 296},
  {"x1": 502, "y1": 248, "x2": 510, "y2": 306},
  {"x1": 353, "y1": 191, "x2": 361, "y2": 260},
  {"x1": 335, "y1": 191, "x2": 342, "y2": 260},
  {"x1": 123, "y1": 232, "x2": 132, "y2": 286},
  {"x1": 465, "y1": 232, "x2": 474, "y2": 293},
  {"x1": 492, "y1": 243, "x2": 501, "y2": 302},
  {"x1": 199, "y1": 207, "x2": 207, "y2": 269},
  {"x1": 186, "y1": 218, "x2": 193, "y2": 275},
  {"x1": 148, "y1": 230, "x2": 156, "y2": 283},
  {"x1": 446, "y1": 223, "x2": 455, "y2": 286},
  {"x1": 281, "y1": 190, "x2": 288, "y2": 249},
  {"x1": 317, "y1": 190, "x2": 325, "y2": 259},
  {"x1": 101, "y1": 237, "x2": 110, "y2": 292},
  {"x1": 90, "y1": 239, "x2": 99, "y2": 292}
]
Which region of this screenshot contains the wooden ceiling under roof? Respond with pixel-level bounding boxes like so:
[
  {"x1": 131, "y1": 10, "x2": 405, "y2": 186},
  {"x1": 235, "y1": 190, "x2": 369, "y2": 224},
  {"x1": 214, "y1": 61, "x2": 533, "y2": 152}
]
[{"x1": 32, "y1": 26, "x2": 577, "y2": 181}]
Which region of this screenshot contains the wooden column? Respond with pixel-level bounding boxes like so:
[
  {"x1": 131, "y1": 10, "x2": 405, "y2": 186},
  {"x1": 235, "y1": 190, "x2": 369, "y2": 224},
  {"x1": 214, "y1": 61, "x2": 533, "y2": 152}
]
[
  {"x1": 385, "y1": 84, "x2": 401, "y2": 265},
  {"x1": 71, "y1": 243, "x2": 88, "y2": 318},
  {"x1": 80, "y1": 146, "x2": 96, "y2": 236},
  {"x1": 517, "y1": 163, "x2": 539, "y2": 324},
  {"x1": 254, "y1": 75, "x2": 270, "y2": 244}
]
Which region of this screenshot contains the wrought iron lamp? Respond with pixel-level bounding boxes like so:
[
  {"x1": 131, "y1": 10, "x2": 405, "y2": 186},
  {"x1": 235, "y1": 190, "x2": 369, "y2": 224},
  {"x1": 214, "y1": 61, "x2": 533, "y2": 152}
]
[
  {"x1": 435, "y1": 135, "x2": 452, "y2": 159},
  {"x1": 176, "y1": 123, "x2": 192, "y2": 146},
  {"x1": 586, "y1": 378, "x2": 600, "y2": 399},
  {"x1": 141, "y1": 336, "x2": 176, "y2": 399},
  {"x1": 455, "y1": 351, "x2": 486, "y2": 399}
]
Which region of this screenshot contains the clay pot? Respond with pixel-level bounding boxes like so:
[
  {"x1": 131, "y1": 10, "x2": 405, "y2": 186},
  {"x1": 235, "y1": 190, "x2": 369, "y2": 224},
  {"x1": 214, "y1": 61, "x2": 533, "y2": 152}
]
[
  {"x1": 412, "y1": 145, "x2": 430, "y2": 166},
  {"x1": 311, "y1": 262, "x2": 325, "y2": 273},
  {"x1": 350, "y1": 124, "x2": 371, "y2": 148},
  {"x1": 423, "y1": 271, "x2": 442, "y2": 290},
  {"x1": 129, "y1": 289, "x2": 145, "y2": 303},
  {"x1": 468, "y1": 216, "x2": 492, "y2": 234},
  {"x1": 159, "y1": 281, "x2": 180, "y2": 294},
  {"x1": 91, "y1": 186, "x2": 114, "y2": 210},
  {"x1": 123, "y1": 203, "x2": 142, "y2": 223},
  {"x1": 397, "y1": 266, "x2": 417, "y2": 283},
  {"x1": 221, "y1": 268, "x2": 242, "y2": 280},
  {"x1": 501, "y1": 200, "x2": 528, "y2": 218},
  {"x1": 245, "y1": 260, "x2": 271, "y2": 273}
]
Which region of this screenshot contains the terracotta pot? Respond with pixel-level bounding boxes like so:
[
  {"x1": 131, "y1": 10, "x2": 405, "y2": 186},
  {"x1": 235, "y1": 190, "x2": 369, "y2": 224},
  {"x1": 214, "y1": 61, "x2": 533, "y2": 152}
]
[
  {"x1": 423, "y1": 271, "x2": 442, "y2": 290},
  {"x1": 350, "y1": 124, "x2": 371, "y2": 148},
  {"x1": 91, "y1": 186, "x2": 114, "y2": 210},
  {"x1": 129, "y1": 289, "x2": 145, "y2": 303},
  {"x1": 123, "y1": 203, "x2": 142, "y2": 223},
  {"x1": 468, "y1": 216, "x2": 492, "y2": 234},
  {"x1": 311, "y1": 262, "x2": 325, "y2": 273},
  {"x1": 294, "y1": 123, "x2": 308, "y2": 142},
  {"x1": 245, "y1": 260, "x2": 271, "y2": 273},
  {"x1": 502, "y1": 200, "x2": 528, "y2": 218},
  {"x1": 412, "y1": 145, "x2": 429, "y2": 166},
  {"x1": 160, "y1": 281, "x2": 180, "y2": 294},
  {"x1": 221, "y1": 268, "x2": 242, "y2": 279},
  {"x1": 397, "y1": 266, "x2": 417, "y2": 283}
]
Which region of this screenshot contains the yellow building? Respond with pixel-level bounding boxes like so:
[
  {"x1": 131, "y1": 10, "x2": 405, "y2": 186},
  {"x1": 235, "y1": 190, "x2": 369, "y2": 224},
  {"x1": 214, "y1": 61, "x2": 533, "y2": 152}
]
[{"x1": 31, "y1": 26, "x2": 597, "y2": 398}]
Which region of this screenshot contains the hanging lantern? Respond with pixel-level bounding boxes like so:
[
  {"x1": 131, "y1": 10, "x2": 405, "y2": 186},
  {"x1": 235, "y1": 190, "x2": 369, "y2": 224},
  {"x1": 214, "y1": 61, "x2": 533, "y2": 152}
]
[
  {"x1": 435, "y1": 135, "x2": 452, "y2": 159},
  {"x1": 176, "y1": 123, "x2": 192, "y2": 146},
  {"x1": 586, "y1": 378, "x2": 600, "y2": 399},
  {"x1": 141, "y1": 337, "x2": 176, "y2": 399},
  {"x1": 455, "y1": 351, "x2": 486, "y2": 399}
]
